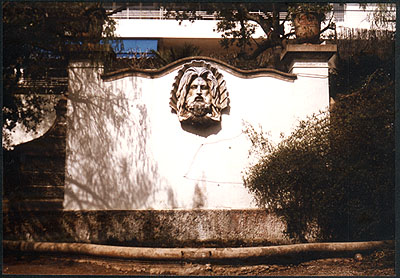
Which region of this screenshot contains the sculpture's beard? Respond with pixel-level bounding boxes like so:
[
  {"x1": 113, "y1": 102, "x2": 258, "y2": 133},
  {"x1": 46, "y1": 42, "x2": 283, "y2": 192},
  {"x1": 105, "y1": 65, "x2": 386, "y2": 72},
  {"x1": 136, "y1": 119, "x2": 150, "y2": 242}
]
[{"x1": 186, "y1": 101, "x2": 212, "y2": 117}]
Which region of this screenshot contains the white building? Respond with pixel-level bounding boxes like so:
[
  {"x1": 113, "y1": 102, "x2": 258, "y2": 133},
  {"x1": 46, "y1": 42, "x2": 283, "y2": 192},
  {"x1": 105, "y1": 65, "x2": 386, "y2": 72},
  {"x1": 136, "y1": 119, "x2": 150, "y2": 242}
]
[{"x1": 104, "y1": 2, "x2": 394, "y2": 57}]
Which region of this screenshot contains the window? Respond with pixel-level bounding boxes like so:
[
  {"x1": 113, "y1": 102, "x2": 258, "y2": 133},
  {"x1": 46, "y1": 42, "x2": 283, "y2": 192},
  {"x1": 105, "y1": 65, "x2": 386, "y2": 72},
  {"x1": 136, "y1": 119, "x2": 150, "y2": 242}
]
[
  {"x1": 113, "y1": 39, "x2": 158, "y2": 58},
  {"x1": 333, "y1": 3, "x2": 345, "y2": 22}
]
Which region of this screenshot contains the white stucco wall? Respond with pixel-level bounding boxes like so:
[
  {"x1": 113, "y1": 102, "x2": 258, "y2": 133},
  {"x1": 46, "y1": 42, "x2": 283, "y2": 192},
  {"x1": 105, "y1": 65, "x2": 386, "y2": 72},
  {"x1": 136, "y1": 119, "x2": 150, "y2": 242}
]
[{"x1": 64, "y1": 59, "x2": 329, "y2": 210}]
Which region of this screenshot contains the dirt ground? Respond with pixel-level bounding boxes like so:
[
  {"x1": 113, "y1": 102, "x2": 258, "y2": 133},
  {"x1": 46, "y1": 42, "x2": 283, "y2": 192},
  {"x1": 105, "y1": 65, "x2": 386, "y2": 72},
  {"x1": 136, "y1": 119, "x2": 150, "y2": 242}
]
[{"x1": 3, "y1": 247, "x2": 395, "y2": 276}]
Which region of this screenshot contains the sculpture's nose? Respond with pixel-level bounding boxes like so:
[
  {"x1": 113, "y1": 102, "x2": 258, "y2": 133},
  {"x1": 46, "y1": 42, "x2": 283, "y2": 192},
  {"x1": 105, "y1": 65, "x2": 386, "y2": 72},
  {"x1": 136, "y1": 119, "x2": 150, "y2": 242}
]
[
  {"x1": 194, "y1": 86, "x2": 204, "y2": 101},
  {"x1": 196, "y1": 86, "x2": 202, "y2": 95}
]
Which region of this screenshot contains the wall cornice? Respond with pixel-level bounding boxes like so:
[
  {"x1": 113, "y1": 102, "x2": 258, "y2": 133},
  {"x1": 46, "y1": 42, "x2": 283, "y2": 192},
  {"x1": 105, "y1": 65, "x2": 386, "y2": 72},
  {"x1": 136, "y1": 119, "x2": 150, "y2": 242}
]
[{"x1": 101, "y1": 56, "x2": 297, "y2": 82}]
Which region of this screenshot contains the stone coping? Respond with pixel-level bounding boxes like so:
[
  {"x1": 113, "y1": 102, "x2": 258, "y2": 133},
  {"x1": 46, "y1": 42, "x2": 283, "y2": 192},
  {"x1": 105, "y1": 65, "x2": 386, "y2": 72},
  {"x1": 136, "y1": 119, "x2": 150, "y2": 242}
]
[
  {"x1": 102, "y1": 56, "x2": 297, "y2": 82},
  {"x1": 280, "y1": 44, "x2": 337, "y2": 63}
]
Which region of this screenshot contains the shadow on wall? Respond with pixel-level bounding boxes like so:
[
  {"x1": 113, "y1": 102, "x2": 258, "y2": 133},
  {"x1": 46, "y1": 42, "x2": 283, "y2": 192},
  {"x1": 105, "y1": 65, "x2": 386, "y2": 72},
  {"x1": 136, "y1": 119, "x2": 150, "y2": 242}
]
[
  {"x1": 179, "y1": 108, "x2": 231, "y2": 138},
  {"x1": 65, "y1": 64, "x2": 176, "y2": 210},
  {"x1": 192, "y1": 174, "x2": 207, "y2": 209},
  {"x1": 181, "y1": 121, "x2": 222, "y2": 137}
]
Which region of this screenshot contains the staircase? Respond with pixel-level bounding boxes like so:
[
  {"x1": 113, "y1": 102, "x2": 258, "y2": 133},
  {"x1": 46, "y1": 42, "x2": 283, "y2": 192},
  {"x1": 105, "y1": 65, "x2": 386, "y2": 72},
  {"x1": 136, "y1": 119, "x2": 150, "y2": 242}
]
[{"x1": 3, "y1": 99, "x2": 67, "y2": 212}]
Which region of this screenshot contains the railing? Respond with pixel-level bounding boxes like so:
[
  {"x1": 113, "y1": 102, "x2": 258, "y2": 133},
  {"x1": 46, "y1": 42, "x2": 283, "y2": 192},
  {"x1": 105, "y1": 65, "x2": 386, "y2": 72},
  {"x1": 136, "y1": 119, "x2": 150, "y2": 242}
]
[
  {"x1": 110, "y1": 8, "x2": 166, "y2": 19},
  {"x1": 16, "y1": 77, "x2": 68, "y2": 94},
  {"x1": 109, "y1": 8, "x2": 218, "y2": 20},
  {"x1": 108, "y1": 8, "x2": 277, "y2": 21}
]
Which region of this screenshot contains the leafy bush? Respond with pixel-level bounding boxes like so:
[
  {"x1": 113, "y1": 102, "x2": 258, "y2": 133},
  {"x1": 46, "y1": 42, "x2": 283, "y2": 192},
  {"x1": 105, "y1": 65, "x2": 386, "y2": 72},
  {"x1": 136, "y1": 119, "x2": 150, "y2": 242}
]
[
  {"x1": 330, "y1": 28, "x2": 395, "y2": 98},
  {"x1": 243, "y1": 69, "x2": 395, "y2": 242}
]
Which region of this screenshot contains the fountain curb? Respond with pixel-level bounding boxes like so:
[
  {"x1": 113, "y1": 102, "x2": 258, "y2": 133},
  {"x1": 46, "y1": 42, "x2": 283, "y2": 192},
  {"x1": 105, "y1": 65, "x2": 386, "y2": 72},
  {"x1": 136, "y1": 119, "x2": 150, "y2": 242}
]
[{"x1": 3, "y1": 240, "x2": 393, "y2": 262}]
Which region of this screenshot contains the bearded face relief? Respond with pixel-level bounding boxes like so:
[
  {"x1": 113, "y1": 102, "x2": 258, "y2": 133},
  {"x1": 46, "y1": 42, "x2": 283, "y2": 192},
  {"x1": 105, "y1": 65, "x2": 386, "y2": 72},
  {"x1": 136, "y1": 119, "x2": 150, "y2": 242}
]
[
  {"x1": 170, "y1": 60, "x2": 229, "y2": 126},
  {"x1": 186, "y1": 76, "x2": 212, "y2": 117}
]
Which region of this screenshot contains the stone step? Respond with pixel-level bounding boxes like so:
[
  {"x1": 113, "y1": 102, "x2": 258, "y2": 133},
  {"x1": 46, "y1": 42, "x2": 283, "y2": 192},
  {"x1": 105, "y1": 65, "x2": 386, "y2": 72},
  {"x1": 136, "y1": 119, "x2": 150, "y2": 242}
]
[
  {"x1": 15, "y1": 137, "x2": 66, "y2": 156},
  {"x1": 6, "y1": 186, "x2": 65, "y2": 200},
  {"x1": 20, "y1": 155, "x2": 65, "y2": 172},
  {"x1": 5, "y1": 171, "x2": 65, "y2": 186},
  {"x1": 3, "y1": 199, "x2": 64, "y2": 212}
]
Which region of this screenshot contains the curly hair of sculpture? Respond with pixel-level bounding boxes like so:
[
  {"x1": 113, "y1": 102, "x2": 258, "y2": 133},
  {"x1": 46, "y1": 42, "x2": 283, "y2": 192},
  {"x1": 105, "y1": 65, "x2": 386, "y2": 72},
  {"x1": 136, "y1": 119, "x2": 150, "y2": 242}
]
[{"x1": 170, "y1": 60, "x2": 229, "y2": 126}]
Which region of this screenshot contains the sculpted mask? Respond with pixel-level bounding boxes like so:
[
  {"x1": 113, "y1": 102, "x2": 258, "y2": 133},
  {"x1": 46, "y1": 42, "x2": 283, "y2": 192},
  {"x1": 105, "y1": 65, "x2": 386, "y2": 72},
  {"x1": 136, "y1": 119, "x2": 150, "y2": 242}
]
[{"x1": 170, "y1": 60, "x2": 229, "y2": 126}]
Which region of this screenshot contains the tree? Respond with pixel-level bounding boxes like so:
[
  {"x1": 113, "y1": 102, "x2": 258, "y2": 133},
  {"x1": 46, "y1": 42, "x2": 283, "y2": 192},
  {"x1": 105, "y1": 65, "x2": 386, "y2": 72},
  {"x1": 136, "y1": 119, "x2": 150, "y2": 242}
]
[
  {"x1": 163, "y1": 2, "x2": 333, "y2": 66},
  {"x1": 360, "y1": 3, "x2": 396, "y2": 31},
  {"x1": 2, "y1": 2, "x2": 120, "y2": 136},
  {"x1": 243, "y1": 68, "x2": 395, "y2": 242},
  {"x1": 330, "y1": 28, "x2": 395, "y2": 98}
]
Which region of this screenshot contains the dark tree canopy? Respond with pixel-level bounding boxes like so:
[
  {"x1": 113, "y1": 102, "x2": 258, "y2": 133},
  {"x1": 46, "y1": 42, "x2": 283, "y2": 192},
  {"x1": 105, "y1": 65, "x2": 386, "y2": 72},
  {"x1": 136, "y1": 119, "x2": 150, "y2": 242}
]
[
  {"x1": 330, "y1": 28, "x2": 395, "y2": 98},
  {"x1": 3, "y1": 2, "x2": 119, "y2": 133}
]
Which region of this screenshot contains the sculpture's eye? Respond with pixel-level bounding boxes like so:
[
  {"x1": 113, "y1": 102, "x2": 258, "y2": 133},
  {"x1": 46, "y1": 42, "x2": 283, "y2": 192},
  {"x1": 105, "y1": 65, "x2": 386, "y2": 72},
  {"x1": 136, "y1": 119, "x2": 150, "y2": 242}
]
[{"x1": 201, "y1": 85, "x2": 209, "y2": 90}]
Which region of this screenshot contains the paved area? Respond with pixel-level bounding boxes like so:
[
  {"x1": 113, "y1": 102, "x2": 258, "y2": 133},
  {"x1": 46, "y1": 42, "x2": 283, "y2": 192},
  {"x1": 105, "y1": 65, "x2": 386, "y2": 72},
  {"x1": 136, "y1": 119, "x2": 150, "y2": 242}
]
[{"x1": 3, "y1": 247, "x2": 395, "y2": 276}]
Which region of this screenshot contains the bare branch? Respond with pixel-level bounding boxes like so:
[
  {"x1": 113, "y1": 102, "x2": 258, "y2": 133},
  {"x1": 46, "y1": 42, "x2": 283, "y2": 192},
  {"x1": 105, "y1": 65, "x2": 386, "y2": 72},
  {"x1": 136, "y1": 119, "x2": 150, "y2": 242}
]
[
  {"x1": 248, "y1": 39, "x2": 281, "y2": 60},
  {"x1": 106, "y1": 4, "x2": 127, "y2": 16},
  {"x1": 244, "y1": 12, "x2": 273, "y2": 36},
  {"x1": 319, "y1": 15, "x2": 335, "y2": 35},
  {"x1": 283, "y1": 31, "x2": 295, "y2": 39}
]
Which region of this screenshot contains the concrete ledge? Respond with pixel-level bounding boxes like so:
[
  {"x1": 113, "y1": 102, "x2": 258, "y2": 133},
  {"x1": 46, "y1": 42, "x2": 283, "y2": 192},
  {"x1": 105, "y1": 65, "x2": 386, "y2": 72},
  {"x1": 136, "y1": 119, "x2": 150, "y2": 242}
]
[
  {"x1": 280, "y1": 44, "x2": 337, "y2": 75},
  {"x1": 4, "y1": 240, "x2": 394, "y2": 263},
  {"x1": 280, "y1": 44, "x2": 337, "y2": 62},
  {"x1": 4, "y1": 210, "x2": 291, "y2": 247}
]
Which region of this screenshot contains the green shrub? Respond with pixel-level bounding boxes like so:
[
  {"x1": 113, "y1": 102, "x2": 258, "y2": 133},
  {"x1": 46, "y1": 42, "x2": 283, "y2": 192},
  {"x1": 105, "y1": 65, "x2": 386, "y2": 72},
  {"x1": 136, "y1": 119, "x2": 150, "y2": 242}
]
[
  {"x1": 330, "y1": 28, "x2": 394, "y2": 98},
  {"x1": 243, "y1": 69, "x2": 395, "y2": 242}
]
